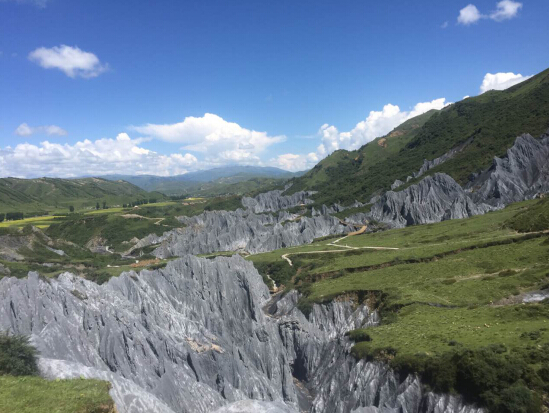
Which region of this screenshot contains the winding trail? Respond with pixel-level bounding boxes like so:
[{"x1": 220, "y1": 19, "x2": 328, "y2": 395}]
[{"x1": 281, "y1": 225, "x2": 398, "y2": 266}]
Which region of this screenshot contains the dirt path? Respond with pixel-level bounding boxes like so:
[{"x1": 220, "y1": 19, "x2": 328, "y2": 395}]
[
  {"x1": 281, "y1": 225, "x2": 398, "y2": 266},
  {"x1": 280, "y1": 228, "x2": 548, "y2": 267},
  {"x1": 121, "y1": 214, "x2": 169, "y2": 226}
]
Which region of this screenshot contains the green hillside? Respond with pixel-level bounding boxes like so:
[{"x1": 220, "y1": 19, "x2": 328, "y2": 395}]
[
  {"x1": 0, "y1": 177, "x2": 165, "y2": 214},
  {"x1": 248, "y1": 198, "x2": 549, "y2": 411},
  {"x1": 289, "y1": 67, "x2": 549, "y2": 205}
]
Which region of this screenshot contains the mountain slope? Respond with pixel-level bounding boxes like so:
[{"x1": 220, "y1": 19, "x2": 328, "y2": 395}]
[
  {"x1": 0, "y1": 177, "x2": 161, "y2": 213},
  {"x1": 290, "y1": 67, "x2": 549, "y2": 205},
  {"x1": 104, "y1": 166, "x2": 302, "y2": 194}
]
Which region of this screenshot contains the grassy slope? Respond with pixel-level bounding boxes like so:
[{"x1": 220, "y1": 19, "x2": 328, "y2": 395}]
[
  {"x1": 248, "y1": 198, "x2": 549, "y2": 408},
  {"x1": 0, "y1": 376, "x2": 115, "y2": 413},
  {"x1": 0, "y1": 177, "x2": 165, "y2": 214},
  {"x1": 0, "y1": 196, "x2": 243, "y2": 283},
  {"x1": 289, "y1": 67, "x2": 549, "y2": 205}
]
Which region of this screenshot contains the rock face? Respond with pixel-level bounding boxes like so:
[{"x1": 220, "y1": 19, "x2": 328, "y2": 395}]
[
  {"x1": 271, "y1": 291, "x2": 483, "y2": 413},
  {"x1": 469, "y1": 132, "x2": 549, "y2": 206},
  {"x1": 137, "y1": 209, "x2": 350, "y2": 258},
  {"x1": 369, "y1": 173, "x2": 492, "y2": 228},
  {"x1": 241, "y1": 189, "x2": 316, "y2": 213},
  {"x1": 409, "y1": 137, "x2": 473, "y2": 182},
  {"x1": 0, "y1": 257, "x2": 298, "y2": 413},
  {"x1": 0, "y1": 256, "x2": 482, "y2": 413}
]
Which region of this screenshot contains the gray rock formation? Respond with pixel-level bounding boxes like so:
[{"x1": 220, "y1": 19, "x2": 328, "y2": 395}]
[
  {"x1": 408, "y1": 137, "x2": 473, "y2": 183},
  {"x1": 469, "y1": 132, "x2": 549, "y2": 206},
  {"x1": 270, "y1": 291, "x2": 482, "y2": 413},
  {"x1": 1, "y1": 257, "x2": 298, "y2": 413},
  {"x1": 390, "y1": 179, "x2": 404, "y2": 190},
  {"x1": 242, "y1": 189, "x2": 316, "y2": 213},
  {"x1": 369, "y1": 173, "x2": 492, "y2": 228},
  {"x1": 130, "y1": 209, "x2": 350, "y2": 258},
  {"x1": 0, "y1": 256, "x2": 483, "y2": 413}
]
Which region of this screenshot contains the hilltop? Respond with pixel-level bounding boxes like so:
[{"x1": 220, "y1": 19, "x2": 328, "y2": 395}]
[
  {"x1": 103, "y1": 165, "x2": 303, "y2": 195},
  {"x1": 0, "y1": 177, "x2": 164, "y2": 214},
  {"x1": 289, "y1": 67, "x2": 549, "y2": 205}
]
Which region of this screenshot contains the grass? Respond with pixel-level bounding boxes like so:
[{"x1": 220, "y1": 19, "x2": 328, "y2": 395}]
[
  {"x1": 288, "y1": 67, "x2": 549, "y2": 206},
  {"x1": 249, "y1": 198, "x2": 549, "y2": 410},
  {"x1": 0, "y1": 176, "x2": 166, "y2": 215},
  {"x1": 0, "y1": 215, "x2": 64, "y2": 229},
  {"x1": 0, "y1": 376, "x2": 115, "y2": 413}
]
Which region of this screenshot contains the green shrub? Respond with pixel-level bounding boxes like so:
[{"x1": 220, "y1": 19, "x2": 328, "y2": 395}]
[
  {"x1": 0, "y1": 333, "x2": 39, "y2": 376},
  {"x1": 349, "y1": 330, "x2": 371, "y2": 343}
]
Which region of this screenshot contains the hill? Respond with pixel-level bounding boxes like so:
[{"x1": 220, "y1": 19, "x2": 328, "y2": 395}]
[
  {"x1": 103, "y1": 165, "x2": 303, "y2": 195},
  {"x1": 248, "y1": 198, "x2": 549, "y2": 411},
  {"x1": 0, "y1": 177, "x2": 164, "y2": 214},
  {"x1": 289, "y1": 67, "x2": 549, "y2": 205}
]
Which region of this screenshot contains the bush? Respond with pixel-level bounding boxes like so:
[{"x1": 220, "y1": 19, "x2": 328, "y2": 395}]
[
  {"x1": 354, "y1": 342, "x2": 549, "y2": 413},
  {"x1": 0, "y1": 333, "x2": 39, "y2": 376},
  {"x1": 6, "y1": 212, "x2": 24, "y2": 221},
  {"x1": 349, "y1": 330, "x2": 371, "y2": 342},
  {"x1": 0, "y1": 213, "x2": 4, "y2": 222}
]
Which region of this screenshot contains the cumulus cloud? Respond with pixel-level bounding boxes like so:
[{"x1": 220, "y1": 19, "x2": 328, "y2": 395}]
[
  {"x1": 270, "y1": 152, "x2": 319, "y2": 172},
  {"x1": 0, "y1": 133, "x2": 199, "y2": 178},
  {"x1": 457, "y1": 1, "x2": 522, "y2": 25},
  {"x1": 28, "y1": 45, "x2": 108, "y2": 78},
  {"x1": 490, "y1": 0, "x2": 522, "y2": 21},
  {"x1": 480, "y1": 72, "x2": 532, "y2": 93},
  {"x1": 15, "y1": 123, "x2": 68, "y2": 137},
  {"x1": 269, "y1": 98, "x2": 450, "y2": 172},
  {"x1": 317, "y1": 98, "x2": 450, "y2": 155},
  {"x1": 132, "y1": 113, "x2": 286, "y2": 165},
  {"x1": 457, "y1": 4, "x2": 482, "y2": 25}
]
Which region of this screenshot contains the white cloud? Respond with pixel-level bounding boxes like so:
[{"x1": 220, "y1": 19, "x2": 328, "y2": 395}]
[
  {"x1": 457, "y1": 4, "x2": 482, "y2": 25},
  {"x1": 457, "y1": 1, "x2": 522, "y2": 25},
  {"x1": 15, "y1": 123, "x2": 68, "y2": 137},
  {"x1": 0, "y1": 133, "x2": 199, "y2": 178},
  {"x1": 132, "y1": 113, "x2": 286, "y2": 164},
  {"x1": 272, "y1": 97, "x2": 458, "y2": 171},
  {"x1": 441, "y1": 21, "x2": 449, "y2": 29},
  {"x1": 270, "y1": 97, "x2": 450, "y2": 172},
  {"x1": 0, "y1": 0, "x2": 48, "y2": 8},
  {"x1": 270, "y1": 152, "x2": 319, "y2": 172},
  {"x1": 28, "y1": 45, "x2": 108, "y2": 78},
  {"x1": 490, "y1": 0, "x2": 522, "y2": 21},
  {"x1": 480, "y1": 72, "x2": 532, "y2": 93},
  {"x1": 317, "y1": 98, "x2": 450, "y2": 155}
]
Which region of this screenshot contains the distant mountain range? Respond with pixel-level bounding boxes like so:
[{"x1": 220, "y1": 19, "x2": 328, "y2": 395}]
[{"x1": 102, "y1": 165, "x2": 305, "y2": 195}]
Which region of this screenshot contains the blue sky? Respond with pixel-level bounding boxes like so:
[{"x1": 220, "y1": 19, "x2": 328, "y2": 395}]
[{"x1": 1, "y1": 0, "x2": 548, "y2": 177}]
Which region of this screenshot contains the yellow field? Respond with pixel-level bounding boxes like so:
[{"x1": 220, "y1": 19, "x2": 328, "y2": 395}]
[
  {"x1": 0, "y1": 215, "x2": 63, "y2": 229},
  {"x1": 141, "y1": 201, "x2": 177, "y2": 207},
  {"x1": 84, "y1": 207, "x2": 125, "y2": 215}
]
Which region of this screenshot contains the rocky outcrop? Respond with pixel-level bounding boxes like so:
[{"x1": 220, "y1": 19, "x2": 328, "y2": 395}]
[
  {"x1": 407, "y1": 137, "x2": 474, "y2": 183},
  {"x1": 270, "y1": 292, "x2": 482, "y2": 413},
  {"x1": 391, "y1": 179, "x2": 404, "y2": 190},
  {"x1": 132, "y1": 209, "x2": 350, "y2": 258},
  {"x1": 0, "y1": 256, "x2": 483, "y2": 413},
  {"x1": 469, "y1": 132, "x2": 549, "y2": 206},
  {"x1": 0, "y1": 257, "x2": 298, "y2": 413},
  {"x1": 369, "y1": 173, "x2": 492, "y2": 228},
  {"x1": 242, "y1": 189, "x2": 316, "y2": 213}
]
